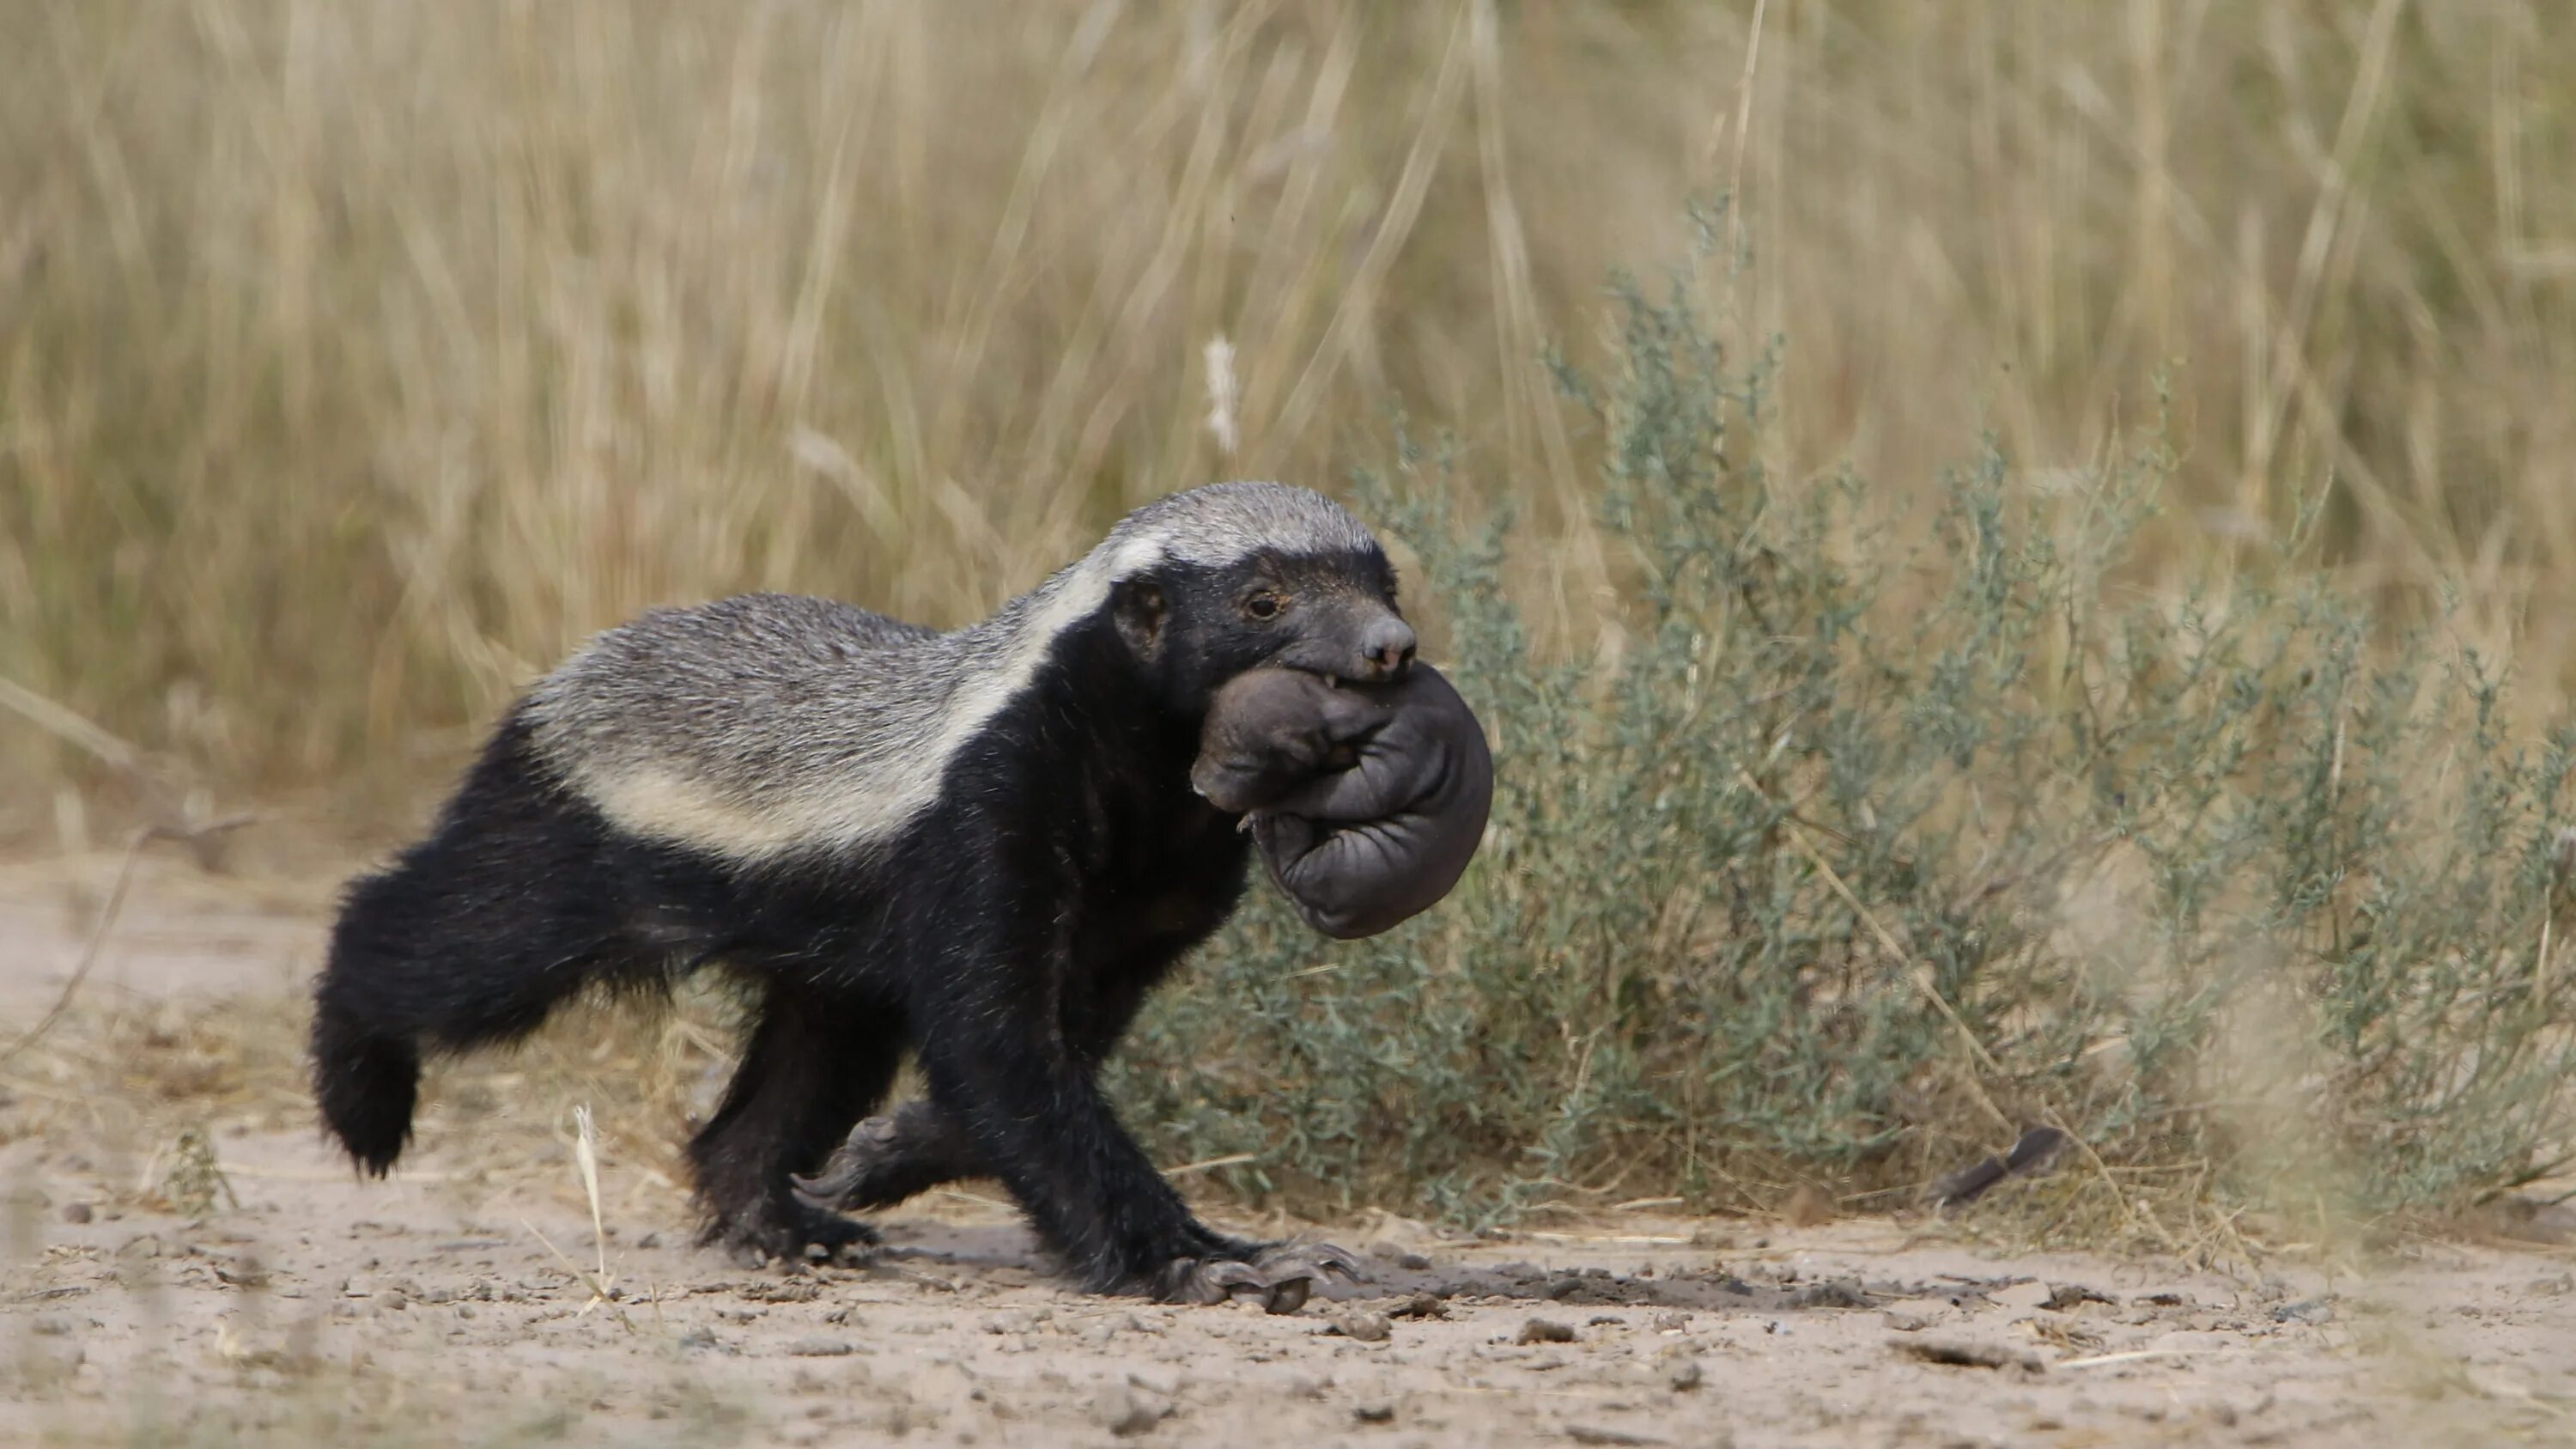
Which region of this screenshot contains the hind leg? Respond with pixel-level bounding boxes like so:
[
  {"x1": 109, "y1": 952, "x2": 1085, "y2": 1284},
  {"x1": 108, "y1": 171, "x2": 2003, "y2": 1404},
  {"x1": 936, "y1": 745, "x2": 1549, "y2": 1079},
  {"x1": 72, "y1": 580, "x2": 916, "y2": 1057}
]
[
  {"x1": 792, "y1": 962, "x2": 1303, "y2": 1276},
  {"x1": 795, "y1": 962, "x2": 1159, "y2": 1214},
  {"x1": 689, "y1": 978, "x2": 901, "y2": 1264},
  {"x1": 800, "y1": 956, "x2": 1359, "y2": 1306}
]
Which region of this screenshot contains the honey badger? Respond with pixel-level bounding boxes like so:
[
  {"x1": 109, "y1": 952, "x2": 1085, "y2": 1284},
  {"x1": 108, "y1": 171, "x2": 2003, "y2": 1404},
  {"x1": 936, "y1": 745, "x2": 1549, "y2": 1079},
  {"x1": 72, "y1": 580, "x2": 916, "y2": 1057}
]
[{"x1": 310, "y1": 482, "x2": 1417, "y2": 1305}]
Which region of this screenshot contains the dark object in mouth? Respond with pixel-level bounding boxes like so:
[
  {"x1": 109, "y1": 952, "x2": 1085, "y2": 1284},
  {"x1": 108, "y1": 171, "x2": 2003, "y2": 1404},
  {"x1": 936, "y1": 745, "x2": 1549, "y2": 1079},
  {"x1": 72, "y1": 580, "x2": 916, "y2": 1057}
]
[{"x1": 1192, "y1": 662, "x2": 1493, "y2": 939}]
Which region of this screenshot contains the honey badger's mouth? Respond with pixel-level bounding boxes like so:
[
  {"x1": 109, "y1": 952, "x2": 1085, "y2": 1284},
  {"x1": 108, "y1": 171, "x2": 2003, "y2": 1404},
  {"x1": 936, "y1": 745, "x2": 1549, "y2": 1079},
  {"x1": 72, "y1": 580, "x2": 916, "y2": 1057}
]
[
  {"x1": 1273, "y1": 661, "x2": 1363, "y2": 688},
  {"x1": 1250, "y1": 659, "x2": 1346, "y2": 687}
]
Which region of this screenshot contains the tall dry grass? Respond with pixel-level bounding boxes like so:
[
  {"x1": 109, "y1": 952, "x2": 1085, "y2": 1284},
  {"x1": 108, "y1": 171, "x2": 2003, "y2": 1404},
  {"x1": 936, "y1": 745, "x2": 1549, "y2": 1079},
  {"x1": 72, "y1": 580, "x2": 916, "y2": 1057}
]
[{"x1": 5, "y1": 0, "x2": 2574, "y2": 813}]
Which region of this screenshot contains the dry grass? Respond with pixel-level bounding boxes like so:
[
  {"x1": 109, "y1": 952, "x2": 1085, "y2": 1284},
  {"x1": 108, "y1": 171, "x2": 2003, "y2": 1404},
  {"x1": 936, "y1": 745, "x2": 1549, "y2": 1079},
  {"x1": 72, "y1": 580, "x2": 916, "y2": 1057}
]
[
  {"x1": 5, "y1": 2, "x2": 2575, "y2": 810},
  {"x1": 0, "y1": 980, "x2": 733, "y2": 1233}
]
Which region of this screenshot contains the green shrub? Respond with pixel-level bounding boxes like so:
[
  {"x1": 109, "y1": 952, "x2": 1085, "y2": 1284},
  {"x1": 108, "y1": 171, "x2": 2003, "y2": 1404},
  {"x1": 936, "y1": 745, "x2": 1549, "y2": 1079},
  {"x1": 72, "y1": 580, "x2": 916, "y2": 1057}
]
[{"x1": 1110, "y1": 221, "x2": 2576, "y2": 1233}]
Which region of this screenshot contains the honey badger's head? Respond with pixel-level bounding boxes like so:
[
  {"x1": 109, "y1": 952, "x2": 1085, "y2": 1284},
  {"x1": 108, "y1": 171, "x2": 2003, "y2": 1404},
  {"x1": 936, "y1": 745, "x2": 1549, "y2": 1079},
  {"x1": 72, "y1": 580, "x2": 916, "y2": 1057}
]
[{"x1": 1091, "y1": 482, "x2": 1414, "y2": 715}]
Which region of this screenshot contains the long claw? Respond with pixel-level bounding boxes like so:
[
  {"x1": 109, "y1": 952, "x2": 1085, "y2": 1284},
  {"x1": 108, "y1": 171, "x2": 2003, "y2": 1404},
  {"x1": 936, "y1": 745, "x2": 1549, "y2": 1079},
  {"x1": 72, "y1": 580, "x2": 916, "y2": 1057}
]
[
  {"x1": 1168, "y1": 1258, "x2": 1268, "y2": 1305},
  {"x1": 787, "y1": 1172, "x2": 853, "y2": 1209},
  {"x1": 1261, "y1": 1241, "x2": 1363, "y2": 1281},
  {"x1": 789, "y1": 1115, "x2": 902, "y2": 1208}
]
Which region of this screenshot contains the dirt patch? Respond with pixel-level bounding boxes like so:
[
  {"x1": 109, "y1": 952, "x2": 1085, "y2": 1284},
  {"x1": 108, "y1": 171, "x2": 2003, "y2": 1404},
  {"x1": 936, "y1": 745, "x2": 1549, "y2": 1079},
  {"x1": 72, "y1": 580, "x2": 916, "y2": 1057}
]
[{"x1": 3, "y1": 862, "x2": 2572, "y2": 1446}]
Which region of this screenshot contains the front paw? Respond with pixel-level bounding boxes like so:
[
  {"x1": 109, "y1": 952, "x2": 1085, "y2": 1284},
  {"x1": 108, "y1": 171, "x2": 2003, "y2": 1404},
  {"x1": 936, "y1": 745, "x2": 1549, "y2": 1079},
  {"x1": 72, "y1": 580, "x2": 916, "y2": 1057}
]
[
  {"x1": 1157, "y1": 1239, "x2": 1363, "y2": 1314},
  {"x1": 710, "y1": 1197, "x2": 880, "y2": 1269}
]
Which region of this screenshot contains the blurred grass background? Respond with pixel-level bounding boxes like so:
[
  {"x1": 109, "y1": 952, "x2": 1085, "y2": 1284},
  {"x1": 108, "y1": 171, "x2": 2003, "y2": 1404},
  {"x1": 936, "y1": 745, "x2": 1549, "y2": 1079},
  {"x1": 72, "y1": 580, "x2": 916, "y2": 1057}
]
[
  {"x1": 8, "y1": 0, "x2": 2575, "y2": 817},
  {"x1": 4, "y1": 1, "x2": 2576, "y2": 1239}
]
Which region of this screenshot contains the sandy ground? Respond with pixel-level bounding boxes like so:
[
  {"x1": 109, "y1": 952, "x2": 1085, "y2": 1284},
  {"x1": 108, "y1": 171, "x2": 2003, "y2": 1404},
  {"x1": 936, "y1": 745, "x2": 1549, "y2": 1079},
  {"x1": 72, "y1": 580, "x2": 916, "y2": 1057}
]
[{"x1": 3, "y1": 855, "x2": 2574, "y2": 1446}]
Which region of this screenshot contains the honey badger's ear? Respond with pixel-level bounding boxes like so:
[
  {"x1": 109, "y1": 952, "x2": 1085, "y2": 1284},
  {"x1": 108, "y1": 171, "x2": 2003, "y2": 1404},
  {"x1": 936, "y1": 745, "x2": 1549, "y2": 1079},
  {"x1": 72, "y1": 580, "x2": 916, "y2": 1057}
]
[{"x1": 1111, "y1": 578, "x2": 1167, "y2": 659}]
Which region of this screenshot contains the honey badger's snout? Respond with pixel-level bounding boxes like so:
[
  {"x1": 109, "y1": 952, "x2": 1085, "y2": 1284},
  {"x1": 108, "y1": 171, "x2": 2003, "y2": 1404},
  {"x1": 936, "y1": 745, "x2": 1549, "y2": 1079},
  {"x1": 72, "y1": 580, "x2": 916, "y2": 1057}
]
[
  {"x1": 1262, "y1": 588, "x2": 1415, "y2": 684},
  {"x1": 1350, "y1": 613, "x2": 1416, "y2": 682}
]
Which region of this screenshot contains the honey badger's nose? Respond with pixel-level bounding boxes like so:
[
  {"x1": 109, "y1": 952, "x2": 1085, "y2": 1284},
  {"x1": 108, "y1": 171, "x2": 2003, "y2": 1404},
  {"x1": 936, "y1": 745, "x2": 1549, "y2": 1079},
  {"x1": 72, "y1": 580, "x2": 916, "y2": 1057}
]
[{"x1": 1353, "y1": 616, "x2": 1416, "y2": 680}]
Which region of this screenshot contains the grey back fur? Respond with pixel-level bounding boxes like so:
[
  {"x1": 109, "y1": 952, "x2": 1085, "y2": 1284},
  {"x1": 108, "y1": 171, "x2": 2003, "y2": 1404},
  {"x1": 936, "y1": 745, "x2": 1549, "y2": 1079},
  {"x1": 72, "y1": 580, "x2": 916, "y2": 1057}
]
[{"x1": 520, "y1": 482, "x2": 1383, "y2": 865}]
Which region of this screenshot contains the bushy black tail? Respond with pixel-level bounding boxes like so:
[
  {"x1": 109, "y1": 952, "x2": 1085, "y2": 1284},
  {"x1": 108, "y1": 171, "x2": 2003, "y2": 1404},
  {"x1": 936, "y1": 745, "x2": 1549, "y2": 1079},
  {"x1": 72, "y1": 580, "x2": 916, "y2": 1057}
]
[
  {"x1": 311, "y1": 861, "x2": 460, "y2": 1176},
  {"x1": 309, "y1": 714, "x2": 661, "y2": 1175},
  {"x1": 311, "y1": 978, "x2": 422, "y2": 1176}
]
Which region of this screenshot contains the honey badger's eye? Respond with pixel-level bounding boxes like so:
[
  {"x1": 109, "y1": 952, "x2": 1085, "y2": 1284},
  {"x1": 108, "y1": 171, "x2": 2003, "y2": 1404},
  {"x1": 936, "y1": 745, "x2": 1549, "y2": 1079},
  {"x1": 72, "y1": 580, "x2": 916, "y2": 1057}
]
[{"x1": 1243, "y1": 592, "x2": 1283, "y2": 620}]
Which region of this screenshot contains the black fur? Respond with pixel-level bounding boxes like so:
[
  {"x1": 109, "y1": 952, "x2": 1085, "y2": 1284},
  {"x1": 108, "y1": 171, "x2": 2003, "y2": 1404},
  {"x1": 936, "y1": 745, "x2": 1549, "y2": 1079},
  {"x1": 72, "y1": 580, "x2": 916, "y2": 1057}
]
[{"x1": 311, "y1": 545, "x2": 1406, "y2": 1295}]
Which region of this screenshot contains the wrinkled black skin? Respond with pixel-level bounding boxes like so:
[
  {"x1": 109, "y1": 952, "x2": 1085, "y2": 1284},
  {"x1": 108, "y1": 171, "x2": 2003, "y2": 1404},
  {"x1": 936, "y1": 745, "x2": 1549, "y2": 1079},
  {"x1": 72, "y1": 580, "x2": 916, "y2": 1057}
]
[
  {"x1": 310, "y1": 546, "x2": 1407, "y2": 1298},
  {"x1": 1198, "y1": 663, "x2": 1492, "y2": 940},
  {"x1": 1188, "y1": 667, "x2": 1389, "y2": 812}
]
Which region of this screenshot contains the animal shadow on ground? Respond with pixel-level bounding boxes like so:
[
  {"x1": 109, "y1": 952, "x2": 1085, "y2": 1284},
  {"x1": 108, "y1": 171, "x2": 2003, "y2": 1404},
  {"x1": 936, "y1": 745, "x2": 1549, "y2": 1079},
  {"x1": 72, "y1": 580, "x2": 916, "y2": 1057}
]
[{"x1": 862, "y1": 1218, "x2": 2033, "y2": 1321}]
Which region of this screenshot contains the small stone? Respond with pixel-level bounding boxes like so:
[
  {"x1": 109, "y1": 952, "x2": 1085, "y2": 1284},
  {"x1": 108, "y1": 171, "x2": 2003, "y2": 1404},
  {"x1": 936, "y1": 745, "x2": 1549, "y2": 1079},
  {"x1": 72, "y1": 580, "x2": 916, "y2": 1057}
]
[
  {"x1": 787, "y1": 1337, "x2": 856, "y2": 1357},
  {"x1": 1989, "y1": 1280, "x2": 2052, "y2": 1312},
  {"x1": 1666, "y1": 1358, "x2": 1704, "y2": 1392},
  {"x1": 1091, "y1": 1383, "x2": 1168, "y2": 1436},
  {"x1": 1352, "y1": 1402, "x2": 1395, "y2": 1424},
  {"x1": 61, "y1": 1203, "x2": 92, "y2": 1225},
  {"x1": 1332, "y1": 1310, "x2": 1391, "y2": 1342},
  {"x1": 636, "y1": 1233, "x2": 661, "y2": 1250},
  {"x1": 1517, "y1": 1318, "x2": 1577, "y2": 1345}
]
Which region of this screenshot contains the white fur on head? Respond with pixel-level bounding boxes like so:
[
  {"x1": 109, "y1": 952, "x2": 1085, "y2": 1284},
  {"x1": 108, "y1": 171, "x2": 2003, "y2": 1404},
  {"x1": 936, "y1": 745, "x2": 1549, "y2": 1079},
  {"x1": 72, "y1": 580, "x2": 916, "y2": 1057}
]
[{"x1": 522, "y1": 482, "x2": 1384, "y2": 865}]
